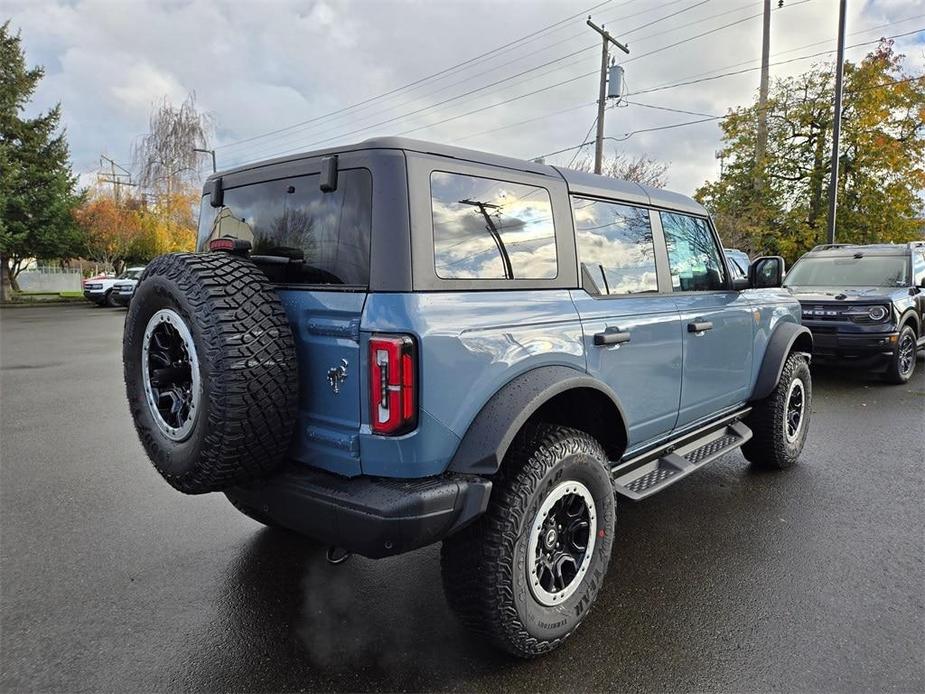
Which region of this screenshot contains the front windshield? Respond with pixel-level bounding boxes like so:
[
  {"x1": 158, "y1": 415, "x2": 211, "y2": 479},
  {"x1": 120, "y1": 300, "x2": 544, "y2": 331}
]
[
  {"x1": 784, "y1": 255, "x2": 909, "y2": 288},
  {"x1": 119, "y1": 269, "x2": 142, "y2": 280}
]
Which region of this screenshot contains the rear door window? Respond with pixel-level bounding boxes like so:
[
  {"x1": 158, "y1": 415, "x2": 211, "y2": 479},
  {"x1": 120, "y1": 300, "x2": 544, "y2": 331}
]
[
  {"x1": 430, "y1": 171, "x2": 557, "y2": 280},
  {"x1": 572, "y1": 197, "x2": 657, "y2": 295},
  {"x1": 660, "y1": 212, "x2": 727, "y2": 291},
  {"x1": 197, "y1": 168, "x2": 372, "y2": 286}
]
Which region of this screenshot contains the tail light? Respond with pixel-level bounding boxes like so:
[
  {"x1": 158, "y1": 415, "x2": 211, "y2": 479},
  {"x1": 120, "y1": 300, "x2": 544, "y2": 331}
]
[{"x1": 369, "y1": 334, "x2": 417, "y2": 435}]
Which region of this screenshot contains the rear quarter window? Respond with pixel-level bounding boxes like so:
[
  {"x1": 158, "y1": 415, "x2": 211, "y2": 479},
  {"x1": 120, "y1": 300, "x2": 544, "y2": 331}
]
[
  {"x1": 197, "y1": 168, "x2": 372, "y2": 287},
  {"x1": 430, "y1": 171, "x2": 557, "y2": 280}
]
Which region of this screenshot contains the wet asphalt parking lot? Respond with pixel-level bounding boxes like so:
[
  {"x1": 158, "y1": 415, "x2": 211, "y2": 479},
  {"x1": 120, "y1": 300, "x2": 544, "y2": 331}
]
[{"x1": 1, "y1": 303, "x2": 923, "y2": 693}]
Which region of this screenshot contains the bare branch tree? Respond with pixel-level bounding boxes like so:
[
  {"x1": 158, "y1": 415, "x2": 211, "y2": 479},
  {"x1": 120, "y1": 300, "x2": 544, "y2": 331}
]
[
  {"x1": 133, "y1": 92, "x2": 212, "y2": 197},
  {"x1": 574, "y1": 152, "x2": 670, "y2": 189}
]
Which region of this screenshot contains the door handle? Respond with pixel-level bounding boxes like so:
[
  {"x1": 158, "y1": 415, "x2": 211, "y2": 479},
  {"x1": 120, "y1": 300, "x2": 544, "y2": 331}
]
[
  {"x1": 594, "y1": 330, "x2": 631, "y2": 346},
  {"x1": 687, "y1": 321, "x2": 714, "y2": 333}
]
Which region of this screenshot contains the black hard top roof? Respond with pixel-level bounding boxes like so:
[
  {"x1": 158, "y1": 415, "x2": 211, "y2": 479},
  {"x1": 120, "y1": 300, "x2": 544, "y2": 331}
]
[{"x1": 208, "y1": 136, "x2": 707, "y2": 217}]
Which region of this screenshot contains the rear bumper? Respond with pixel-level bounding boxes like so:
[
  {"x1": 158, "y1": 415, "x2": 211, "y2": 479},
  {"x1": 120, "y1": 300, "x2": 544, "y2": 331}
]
[
  {"x1": 227, "y1": 466, "x2": 492, "y2": 558},
  {"x1": 809, "y1": 329, "x2": 898, "y2": 366}
]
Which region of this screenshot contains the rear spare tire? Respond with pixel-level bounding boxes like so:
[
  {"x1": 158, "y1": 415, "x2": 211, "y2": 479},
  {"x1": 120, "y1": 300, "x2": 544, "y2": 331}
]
[{"x1": 123, "y1": 252, "x2": 298, "y2": 494}]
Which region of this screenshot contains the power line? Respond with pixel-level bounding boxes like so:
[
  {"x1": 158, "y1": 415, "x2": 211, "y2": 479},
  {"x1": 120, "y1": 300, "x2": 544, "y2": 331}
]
[
  {"x1": 231, "y1": 4, "x2": 908, "y2": 166},
  {"x1": 624, "y1": 100, "x2": 721, "y2": 118},
  {"x1": 221, "y1": 0, "x2": 710, "y2": 161},
  {"x1": 456, "y1": 101, "x2": 598, "y2": 143},
  {"x1": 448, "y1": 17, "x2": 907, "y2": 149},
  {"x1": 568, "y1": 113, "x2": 601, "y2": 167},
  {"x1": 227, "y1": 0, "x2": 812, "y2": 163},
  {"x1": 214, "y1": 0, "x2": 620, "y2": 152},
  {"x1": 629, "y1": 28, "x2": 925, "y2": 97},
  {"x1": 534, "y1": 73, "x2": 925, "y2": 161}
]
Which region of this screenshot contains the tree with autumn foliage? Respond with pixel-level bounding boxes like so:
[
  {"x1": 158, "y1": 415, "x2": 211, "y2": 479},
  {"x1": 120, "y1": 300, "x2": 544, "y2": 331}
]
[
  {"x1": 73, "y1": 193, "x2": 141, "y2": 274},
  {"x1": 696, "y1": 41, "x2": 924, "y2": 263},
  {"x1": 75, "y1": 189, "x2": 197, "y2": 271}
]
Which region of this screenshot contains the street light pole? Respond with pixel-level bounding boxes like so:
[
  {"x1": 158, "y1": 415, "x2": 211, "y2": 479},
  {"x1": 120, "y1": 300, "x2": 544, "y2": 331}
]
[
  {"x1": 587, "y1": 17, "x2": 629, "y2": 175},
  {"x1": 825, "y1": 0, "x2": 847, "y2": 245},
  {"x1": 194, "y1": 148, "x2": 217, "y2": 173}
]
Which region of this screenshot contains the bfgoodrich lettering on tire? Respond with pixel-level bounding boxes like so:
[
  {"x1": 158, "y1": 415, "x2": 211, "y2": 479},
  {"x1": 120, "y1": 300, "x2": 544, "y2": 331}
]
[
  {"x1": 123, "y1": 252, "x2": 298, "y2": 494},
  {"x1": 440, "y1": 423, "x2": 616, "y2": 657}
]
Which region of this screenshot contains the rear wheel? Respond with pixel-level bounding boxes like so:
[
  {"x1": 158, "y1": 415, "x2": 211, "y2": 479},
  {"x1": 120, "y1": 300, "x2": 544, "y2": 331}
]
[
  {"x1": 884, "y1": 325, "x2": 917, "y2": 384},
  {"x1": 742, "y1": 352, "x2": 811, "y2": 469},
  {"x1": 440, "y1": 424, "x2": 615, "y2": 657}
]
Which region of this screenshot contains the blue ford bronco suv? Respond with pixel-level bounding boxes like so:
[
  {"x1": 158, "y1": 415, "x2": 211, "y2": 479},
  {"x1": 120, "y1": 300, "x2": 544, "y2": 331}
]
[
  {"x1": 784, "y1": 242, "x2": 925, "y2": 384},
  {"x1": 123, "y1": 137, "x2": 813, "y2": 657}
]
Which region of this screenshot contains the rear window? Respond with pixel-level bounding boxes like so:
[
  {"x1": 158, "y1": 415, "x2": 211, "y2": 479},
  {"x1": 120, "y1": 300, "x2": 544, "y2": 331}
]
[
  {"x1": 430, "y1": 171, "x2": 557, "y2": 280},
  {"x1": 197, "y1": 168, "x2": 372, "y2": 286}
]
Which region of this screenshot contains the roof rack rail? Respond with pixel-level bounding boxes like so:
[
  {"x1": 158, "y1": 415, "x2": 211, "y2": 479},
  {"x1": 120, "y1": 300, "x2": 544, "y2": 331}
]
[{"x1": 811, "y1": 243, "x2": 853, "y2": 251}]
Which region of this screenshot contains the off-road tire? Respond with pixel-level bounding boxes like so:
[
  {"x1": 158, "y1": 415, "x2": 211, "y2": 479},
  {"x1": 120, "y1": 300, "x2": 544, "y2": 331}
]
[
  {"x1": 123, "y1": 252, "x2": 298, "y2": 494},
  {"x1": 742, "y1": 352, "x2": 811, "y2": 469},
  {"x1": 884, "y1": 324, "x2": 917, "y2": 385},
  {"x1": 104, "y1": 289, "x2": 119, "y2": 308},
  {"x1": 440, "y1": 424, "x2": 616, "y2": 658}
]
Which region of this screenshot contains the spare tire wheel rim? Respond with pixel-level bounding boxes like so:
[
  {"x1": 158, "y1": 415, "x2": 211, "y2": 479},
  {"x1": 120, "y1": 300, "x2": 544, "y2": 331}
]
[
  {"x1": 142, "y1": 309, "x2": 201, "y2": 442},
  {"x1": 527, "y1": 480, "x2": 597, "y2": 607}
]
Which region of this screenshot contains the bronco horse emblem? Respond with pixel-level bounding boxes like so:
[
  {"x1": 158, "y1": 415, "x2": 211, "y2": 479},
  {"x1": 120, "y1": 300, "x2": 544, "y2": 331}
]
[{"x1": 327, "y1": 358, "x2": 349, "y2": 394}]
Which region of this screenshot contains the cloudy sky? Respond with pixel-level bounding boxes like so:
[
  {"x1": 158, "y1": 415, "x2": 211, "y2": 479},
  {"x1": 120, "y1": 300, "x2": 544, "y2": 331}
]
[{"x1": 4, "y1": 0, "x2": 924, "y2": 195}]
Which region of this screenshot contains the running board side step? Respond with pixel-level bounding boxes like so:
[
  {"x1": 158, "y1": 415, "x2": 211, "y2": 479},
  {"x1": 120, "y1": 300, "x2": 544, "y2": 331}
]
[{"x1": 611, "y1": 418, "x2": 752, "y2": 501}]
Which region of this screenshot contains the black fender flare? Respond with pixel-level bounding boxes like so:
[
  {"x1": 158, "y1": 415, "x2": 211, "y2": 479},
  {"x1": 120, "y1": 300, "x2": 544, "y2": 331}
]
[
  {"x1": 447, "y1": 365, "x2": 629, "y2": 475},
  {"x1": 898, "y1": 308, "x2": 921, "y2": 336},
  {"x1": 751, "y1": 322, "x2": 813, "y2": 401}
]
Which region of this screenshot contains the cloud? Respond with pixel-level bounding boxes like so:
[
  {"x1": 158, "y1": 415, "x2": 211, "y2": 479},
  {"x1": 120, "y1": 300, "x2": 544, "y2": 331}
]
[{"x1": 4, "y1": 0, "x2": 923, "y2": 195}]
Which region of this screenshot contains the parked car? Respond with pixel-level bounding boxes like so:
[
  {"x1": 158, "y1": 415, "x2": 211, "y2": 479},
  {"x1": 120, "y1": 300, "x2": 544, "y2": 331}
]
[
  {"x1": 110, "y1": 271, "x2": 145, "y2": 307},
  {"x1": 83, "y1": 267, "x2": 145, "y2": 307},
  {"x1": 784, "y1": 242, "x2": 925, "y2": 383},
  {"x1": 122, "y1": 137, "x2": 812, "y2": 657},
  {"x1": 724, "y1": 248, "x2": 751, "y2": 280}
]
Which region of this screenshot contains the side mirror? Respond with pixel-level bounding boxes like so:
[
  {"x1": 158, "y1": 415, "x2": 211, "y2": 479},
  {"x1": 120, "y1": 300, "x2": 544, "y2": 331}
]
[{"x1": 749, "y1": 256, "x2": 785, "y2": 288}]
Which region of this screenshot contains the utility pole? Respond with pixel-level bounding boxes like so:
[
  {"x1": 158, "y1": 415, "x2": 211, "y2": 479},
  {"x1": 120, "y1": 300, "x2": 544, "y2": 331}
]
[
  {"x1": 193, "y1": 147, "x2": 217, "y2": 173},
  {"x1": 98, "y1": 155, "x2": 136, "y2": 204},
  {"x1": 826, "y1": 0, "x2": 847, "y2": 245},
  {"x1": 587, "y1": 17, "x2": 629, "y2": 175},
  {"x1": 755, "y1": 0, "x2": 772, "y2": 163}
]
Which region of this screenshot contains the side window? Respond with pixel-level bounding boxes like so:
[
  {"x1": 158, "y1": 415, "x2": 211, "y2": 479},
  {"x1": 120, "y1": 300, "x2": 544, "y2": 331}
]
[
  {"x1": 660, "y1": 212, "x2": 727, "y2": 292},
  {"x1": 914, "y1": 252, "x2": 925, "y2": 286},
  {"x1": 572, "y1": 197, "x2": 657, "y2": 295},
  {"x1": 431, "y1": 171, "x2": 557, "y2": 280}
]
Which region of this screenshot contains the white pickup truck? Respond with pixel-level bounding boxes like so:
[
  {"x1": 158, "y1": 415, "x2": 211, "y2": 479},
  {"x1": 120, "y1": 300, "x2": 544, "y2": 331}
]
[{"x1": 83, "y1": 267, "x2": 145, "y2": 307}]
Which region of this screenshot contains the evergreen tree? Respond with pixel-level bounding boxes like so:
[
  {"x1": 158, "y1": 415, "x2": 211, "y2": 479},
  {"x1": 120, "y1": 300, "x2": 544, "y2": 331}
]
[{"x1": 0, "y1": 21, "x2": 83, "y2": 298}]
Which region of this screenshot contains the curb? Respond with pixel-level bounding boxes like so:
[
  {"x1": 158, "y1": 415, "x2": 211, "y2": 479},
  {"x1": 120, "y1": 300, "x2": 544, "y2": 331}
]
[{"x1": 1, "y1": 301, "x2": 94, "y2": 309}]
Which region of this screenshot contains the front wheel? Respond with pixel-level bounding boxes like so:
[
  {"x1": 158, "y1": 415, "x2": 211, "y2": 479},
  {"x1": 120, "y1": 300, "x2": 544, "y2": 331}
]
[
  {"x1": 884, "y1": 325, "x2": 917, "y2": 384},
  {"x1": 440, "y1": 424, "x2": 615, "y2": 658},
  {"x1": 742, "y1": 352, "x2": 812, "y2": 469}
]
